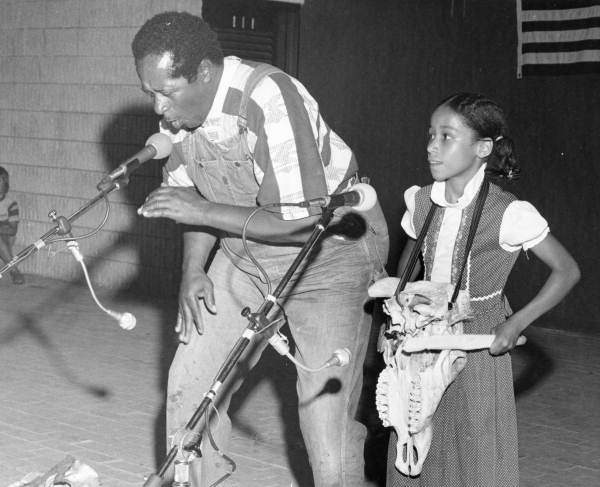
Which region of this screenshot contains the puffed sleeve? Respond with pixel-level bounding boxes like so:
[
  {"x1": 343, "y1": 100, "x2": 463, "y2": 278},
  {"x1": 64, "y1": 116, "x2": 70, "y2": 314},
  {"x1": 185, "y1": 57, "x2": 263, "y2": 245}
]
[
  {"x1": 500, "y1": 200, "x2": 550, "y2": 252},
  {"x1": 400, "y1": 185, "x2": 420, "y2": 239}
]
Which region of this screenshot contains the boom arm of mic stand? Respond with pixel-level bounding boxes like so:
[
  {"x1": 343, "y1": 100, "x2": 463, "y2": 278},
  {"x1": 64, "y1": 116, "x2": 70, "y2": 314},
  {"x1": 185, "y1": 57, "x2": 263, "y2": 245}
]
[
  {"x1": 0, "y1": 179, "x2": 125, "y2": 278},
  {"x1": 144, "y1": 208, "x2": 337, "y2": 486}
]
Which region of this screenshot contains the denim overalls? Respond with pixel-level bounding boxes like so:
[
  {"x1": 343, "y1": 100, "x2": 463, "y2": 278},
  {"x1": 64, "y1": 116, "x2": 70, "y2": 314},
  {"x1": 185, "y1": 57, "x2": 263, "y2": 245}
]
[{"x1": 166, "y1": 64, "x2": 389, "y2": 487}]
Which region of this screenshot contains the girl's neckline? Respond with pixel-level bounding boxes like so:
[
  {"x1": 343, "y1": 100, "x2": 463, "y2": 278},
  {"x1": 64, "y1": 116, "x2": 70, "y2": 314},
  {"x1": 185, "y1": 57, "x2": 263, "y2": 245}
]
[{"x1": 431, "y1": 164, "x2": 487, "y2": 209}]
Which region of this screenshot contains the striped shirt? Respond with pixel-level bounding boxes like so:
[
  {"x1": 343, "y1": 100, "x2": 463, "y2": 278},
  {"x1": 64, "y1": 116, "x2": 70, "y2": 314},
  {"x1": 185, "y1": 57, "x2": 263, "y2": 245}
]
[{"x1": 162, "y1": 56, "x2": 358, "y2": 220}]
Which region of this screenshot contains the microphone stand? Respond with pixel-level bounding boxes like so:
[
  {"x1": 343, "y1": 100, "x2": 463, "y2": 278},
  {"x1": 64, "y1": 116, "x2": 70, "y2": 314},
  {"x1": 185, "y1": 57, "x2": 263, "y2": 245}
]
[
  {"x1": 143, "y1": 206, "x2": 337, "y2": 487},
  {"x1": 0, "y1": 178, "x2": 127, "y2": 278}
]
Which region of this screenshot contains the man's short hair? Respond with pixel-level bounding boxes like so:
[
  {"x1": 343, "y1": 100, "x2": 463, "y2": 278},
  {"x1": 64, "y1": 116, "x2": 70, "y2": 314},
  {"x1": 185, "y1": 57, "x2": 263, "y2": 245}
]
[
  {"x1": 0, "y1": 166, "x2": 9, "y2": 181},
  {"x1": 132, "y1": 11, "x2": 224, "y2": 82}
]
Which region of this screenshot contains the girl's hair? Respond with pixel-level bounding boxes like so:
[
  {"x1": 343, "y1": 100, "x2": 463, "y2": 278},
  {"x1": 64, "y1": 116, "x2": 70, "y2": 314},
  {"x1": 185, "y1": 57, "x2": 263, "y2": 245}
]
[{"x1": 436, "y1": 92, "x2": 520, "y2": 181}]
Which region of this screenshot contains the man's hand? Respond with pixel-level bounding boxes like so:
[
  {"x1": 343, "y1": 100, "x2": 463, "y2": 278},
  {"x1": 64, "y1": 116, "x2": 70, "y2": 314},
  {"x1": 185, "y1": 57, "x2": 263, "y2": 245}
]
[
  {"x1": 138, "y1": 187, "x2": 208, "y2": 225},
  {"x1": 176, "y1": 266, "x2": 217, "y2": 344}
]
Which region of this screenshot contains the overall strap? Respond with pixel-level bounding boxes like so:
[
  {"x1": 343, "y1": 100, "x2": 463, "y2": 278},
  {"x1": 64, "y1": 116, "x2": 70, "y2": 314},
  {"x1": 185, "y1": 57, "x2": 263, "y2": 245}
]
[
  {"x1": 394, "y1": 177, "x2": 490, "y2": 307},
  {"x1": 448, "y1": 177, "x2": 490, "y2": 307},
  {"x1": 395, "y1": 201, "x2": 437, "y2": 297},
  {"x1": 237, "y1": 63, "x2": 284, "y2": 134}
]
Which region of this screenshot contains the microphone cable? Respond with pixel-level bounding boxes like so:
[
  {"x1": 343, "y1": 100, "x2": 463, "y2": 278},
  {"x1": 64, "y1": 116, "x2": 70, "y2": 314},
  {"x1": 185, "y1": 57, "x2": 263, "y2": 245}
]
[
  {"x1": 204, "y1": 407, "x2": 237, "y2": 487},
  {"x1": 66, "y1": 240, "x2": 136, "y2": 330},
  {"x1": 1, "y1": 196, "x2": 111, "y2": 279},
  {"x1": 240, "y1": 205, "x2": 278, "y2": 297},
  {"x1": 46, "y1": 195, "x2": 111, "y2": 245},
  {"x1": 169, "y1": 402, "x2": 236, "y2": 487},
  {"x1": 240, "y1": 204, "x2": 353, "y2": 372},
  {"x1": 268, "y1": 330, "x2": 351, "y2": 373}
]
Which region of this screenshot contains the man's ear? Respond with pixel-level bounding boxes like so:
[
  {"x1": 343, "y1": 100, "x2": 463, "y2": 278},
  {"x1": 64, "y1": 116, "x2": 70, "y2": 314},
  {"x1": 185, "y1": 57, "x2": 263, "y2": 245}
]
[
  {"x1": 477, "y1": 138, "x2": 493, "y2": 159},
  {"x1": 197, "y1": 59, "x2": 212, "y2": 83}
]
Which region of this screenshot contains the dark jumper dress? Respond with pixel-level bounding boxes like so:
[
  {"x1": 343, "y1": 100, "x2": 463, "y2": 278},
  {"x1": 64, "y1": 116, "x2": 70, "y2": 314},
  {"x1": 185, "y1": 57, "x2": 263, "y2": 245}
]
[{"x1": 387, "y1": 182, "x2": 521, "y2": 487}]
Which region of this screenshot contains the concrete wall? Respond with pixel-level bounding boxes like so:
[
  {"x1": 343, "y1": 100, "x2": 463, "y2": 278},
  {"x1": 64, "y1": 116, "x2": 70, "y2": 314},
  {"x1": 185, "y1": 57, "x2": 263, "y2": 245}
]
[{"x1": 0, "y1": 0, "x2": 204, "y2": 296}]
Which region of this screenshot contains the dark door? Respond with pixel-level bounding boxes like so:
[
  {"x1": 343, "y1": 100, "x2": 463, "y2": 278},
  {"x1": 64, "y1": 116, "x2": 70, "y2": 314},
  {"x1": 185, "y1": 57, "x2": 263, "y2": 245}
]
[{"x1": 202, "y1": 0, "x2": 300, "y2": 76}]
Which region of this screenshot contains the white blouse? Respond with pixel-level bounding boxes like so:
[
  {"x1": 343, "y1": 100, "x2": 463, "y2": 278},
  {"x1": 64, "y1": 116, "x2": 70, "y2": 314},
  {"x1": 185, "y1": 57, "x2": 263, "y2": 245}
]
[{"x1": 400, "y1": 165, "x2": 549, "y2": 284}]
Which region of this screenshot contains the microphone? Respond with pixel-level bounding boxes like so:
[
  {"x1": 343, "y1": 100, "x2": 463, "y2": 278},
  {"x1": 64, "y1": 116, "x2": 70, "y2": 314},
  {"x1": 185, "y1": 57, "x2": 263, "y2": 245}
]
[
  {"x1": 101, "y1": 133, "x2": 173, "y2": 183},
  {"x1": 323, "y1": 348, "x2": 352, "y2": 368},
  {"x1": 106, "y1": 310, "x2": 137, "y2": 331},
  {"x1": 298, "y1": 183, "x2": 377, "y2": 212}
]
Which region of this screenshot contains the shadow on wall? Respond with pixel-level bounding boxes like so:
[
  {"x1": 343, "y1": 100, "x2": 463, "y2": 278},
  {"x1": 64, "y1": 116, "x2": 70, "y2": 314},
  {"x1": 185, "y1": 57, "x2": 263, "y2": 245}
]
[
  {"x1": 98, "y1": 102, "x2": 183, "y2": 299},
  {"x1": 99, "y1": 102, "x2": 182, "y2": 467}
]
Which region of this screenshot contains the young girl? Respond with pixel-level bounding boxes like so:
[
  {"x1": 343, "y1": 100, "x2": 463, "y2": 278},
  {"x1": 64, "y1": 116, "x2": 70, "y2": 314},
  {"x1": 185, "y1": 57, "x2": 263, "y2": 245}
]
[{"x1": 386, "y1": 92, "x2": 580, "y2": 486}]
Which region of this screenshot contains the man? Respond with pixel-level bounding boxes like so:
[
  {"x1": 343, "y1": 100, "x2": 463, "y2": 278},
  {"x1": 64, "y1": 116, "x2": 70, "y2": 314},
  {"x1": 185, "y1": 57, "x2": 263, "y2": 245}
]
[{"x1": 132, "y1": 11, "x2": 388, "y2": 486}]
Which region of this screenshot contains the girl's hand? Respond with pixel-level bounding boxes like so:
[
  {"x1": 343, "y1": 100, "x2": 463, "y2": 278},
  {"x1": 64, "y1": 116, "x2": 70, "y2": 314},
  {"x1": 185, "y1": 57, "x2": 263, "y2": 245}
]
[
  {"x1": 490, "y1": 318, "x2": 525, "y2": 355},
  {"x1": 138, "y1": 186, "x2": 209, "y2": 225}
]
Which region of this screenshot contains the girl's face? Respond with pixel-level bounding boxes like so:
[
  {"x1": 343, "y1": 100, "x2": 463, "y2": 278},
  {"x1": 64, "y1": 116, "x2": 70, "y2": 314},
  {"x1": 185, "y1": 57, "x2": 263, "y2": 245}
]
[{"x1": 427, "y1": 105, "x2": 488, "y2": 194}]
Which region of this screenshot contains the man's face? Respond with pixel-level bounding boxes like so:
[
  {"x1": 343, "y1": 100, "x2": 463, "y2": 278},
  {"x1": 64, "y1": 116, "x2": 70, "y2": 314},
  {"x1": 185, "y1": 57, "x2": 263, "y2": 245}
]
[{"x1": 136, "y1": 52, "x2": 217, "y2": 131}]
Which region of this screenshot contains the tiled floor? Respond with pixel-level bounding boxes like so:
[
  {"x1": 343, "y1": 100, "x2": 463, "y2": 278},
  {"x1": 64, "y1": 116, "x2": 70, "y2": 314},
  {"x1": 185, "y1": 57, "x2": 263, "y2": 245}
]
[{"x1": 0, "y1": 274, "x2": 598, "y2": 486}]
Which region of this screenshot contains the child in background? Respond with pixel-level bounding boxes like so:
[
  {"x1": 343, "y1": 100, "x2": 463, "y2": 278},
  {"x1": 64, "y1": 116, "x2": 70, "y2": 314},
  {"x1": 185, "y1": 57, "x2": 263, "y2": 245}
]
[
  {"x1": 0, "y1": 166, "x2": 25, "y2": 285},
  {"x1": 387, "y1": 93, "x2": 580, "y2": 486}
]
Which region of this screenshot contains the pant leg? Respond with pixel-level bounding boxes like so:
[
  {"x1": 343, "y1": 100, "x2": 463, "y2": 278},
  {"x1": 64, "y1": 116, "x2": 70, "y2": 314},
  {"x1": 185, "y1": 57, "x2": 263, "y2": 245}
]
[
  {"x1": 284, "y1": 228, "x2": 387, "y2": 487},
  {"x1": 166, "y1": 251, "x2": 269, "y2": 486}
]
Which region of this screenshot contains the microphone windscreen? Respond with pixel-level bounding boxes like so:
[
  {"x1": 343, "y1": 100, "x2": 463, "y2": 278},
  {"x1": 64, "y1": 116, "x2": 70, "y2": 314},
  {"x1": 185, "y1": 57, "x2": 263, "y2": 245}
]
[
  {"x1": 119, "y1": 312, "x2": 137, "y2": 331},
  {"x1": 351, "y1": 183, "x2": 377, "y2": 212},
  {"x1": 334, "y1": 348, "x2": 351, "y2": 367},
  {"x1": 145, "y1": 133, "x2": 173, "y2": 159}
]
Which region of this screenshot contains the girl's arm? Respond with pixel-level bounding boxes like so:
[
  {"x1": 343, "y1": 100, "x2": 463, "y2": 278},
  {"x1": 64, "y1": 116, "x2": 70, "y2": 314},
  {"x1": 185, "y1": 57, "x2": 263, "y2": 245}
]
[{"x1": 490, "y1": 233, "x2": 580, "y2": 355}]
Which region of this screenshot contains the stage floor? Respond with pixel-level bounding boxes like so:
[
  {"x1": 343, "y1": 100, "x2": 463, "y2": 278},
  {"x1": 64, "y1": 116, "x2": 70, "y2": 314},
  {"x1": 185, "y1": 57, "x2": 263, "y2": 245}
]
[{"x1": 1, "y1": 274, "x2": 598, "y2": 486}]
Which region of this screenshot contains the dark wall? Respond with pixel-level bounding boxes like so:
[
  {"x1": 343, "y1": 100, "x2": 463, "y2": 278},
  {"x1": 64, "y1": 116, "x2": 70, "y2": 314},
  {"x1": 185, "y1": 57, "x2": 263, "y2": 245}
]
[{"x1": 297, "y1": 0, "x2": 599, "y2": 334}]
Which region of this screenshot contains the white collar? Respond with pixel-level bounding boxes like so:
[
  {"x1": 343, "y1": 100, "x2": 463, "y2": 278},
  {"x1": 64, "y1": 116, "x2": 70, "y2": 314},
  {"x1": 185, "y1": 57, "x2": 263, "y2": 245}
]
[
  {"x1": 204, "y1": 56, "x2": 240, "y2": 123},
  {"x1": 430, "y1": 164, "x2": 487, "y2": 209}
]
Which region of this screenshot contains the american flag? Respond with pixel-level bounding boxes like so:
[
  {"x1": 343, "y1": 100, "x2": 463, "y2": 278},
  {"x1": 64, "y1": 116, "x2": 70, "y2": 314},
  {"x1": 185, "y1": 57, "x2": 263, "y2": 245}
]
[{"x1": 516, "y1": 0, "x2": 600, "y2": 77}]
